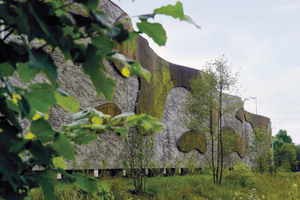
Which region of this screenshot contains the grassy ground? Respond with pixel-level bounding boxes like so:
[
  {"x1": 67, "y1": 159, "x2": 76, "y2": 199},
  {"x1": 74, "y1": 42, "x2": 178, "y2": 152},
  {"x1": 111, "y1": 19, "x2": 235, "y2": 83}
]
[{"x1": 30, "y1": 171, "x2": 300, "y2": 200}]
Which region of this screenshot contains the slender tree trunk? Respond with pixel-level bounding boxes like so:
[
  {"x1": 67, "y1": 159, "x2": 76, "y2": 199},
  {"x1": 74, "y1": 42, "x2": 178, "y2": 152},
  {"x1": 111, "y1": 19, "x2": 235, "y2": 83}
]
[
  {"x1": 219, "y1": 86, "x2": 223, "y2": 185},
  {"x1": 209, "y1": 106, "x2": 215, "y2": 183},
  {"x1": 216, "y1": 114, "x2": 220, "y2": 184}
]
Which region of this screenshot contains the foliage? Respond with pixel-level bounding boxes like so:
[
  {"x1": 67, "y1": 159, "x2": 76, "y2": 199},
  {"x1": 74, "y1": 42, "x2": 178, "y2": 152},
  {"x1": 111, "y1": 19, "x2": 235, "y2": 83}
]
[
  {"x1": 0, "y1": 0, "x2": 199, "y2": 199},
  {"x1": 28, "y1": 172, "x2": 300, "y2": 200},
  {"x1": 225, "y1": 161, "x2": 252, "y2": 187},
  {"x1": 296, "y1": 144, "x2": 300, "y2": 171},
  {"x1": 110, "y1": 178, "x2": 129, "y2": 200},
  {"x1": 274, "y1": 129, "x2": 292, "y2": 146},
  {"x1": 185, "y1": 56, "x2": 240, "y2": 185},
  {"x1": 273, "y1": 129, "x2": 298, "y2": 172},
  {"x1": 277, "y1": 143, "x2": 297, "y2": 172},
  {"x1": 225, "y1": 161, "x2": 252, "y2": 180},
  {"x1": 184, "y1": 155, "x2": 197, "y2": 175},
  {"x1": 249, "y1": 127, "x2": 273, "y2": 174},
  {"x1": 122, "y1": 126, "x2": 156, "y2": 194}
]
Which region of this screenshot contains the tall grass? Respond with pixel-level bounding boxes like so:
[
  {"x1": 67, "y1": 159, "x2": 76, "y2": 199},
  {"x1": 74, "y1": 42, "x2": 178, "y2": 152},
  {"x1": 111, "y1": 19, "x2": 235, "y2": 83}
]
[{"x1": 30, "y1": 171, "x2": 300, "y2": 200}]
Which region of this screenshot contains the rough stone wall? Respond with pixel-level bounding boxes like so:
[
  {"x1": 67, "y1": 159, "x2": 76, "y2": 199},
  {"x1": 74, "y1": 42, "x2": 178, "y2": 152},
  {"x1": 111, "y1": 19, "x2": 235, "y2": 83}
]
[{"x1": 8, "y1": 0, "x2": 271, "y2": 170}]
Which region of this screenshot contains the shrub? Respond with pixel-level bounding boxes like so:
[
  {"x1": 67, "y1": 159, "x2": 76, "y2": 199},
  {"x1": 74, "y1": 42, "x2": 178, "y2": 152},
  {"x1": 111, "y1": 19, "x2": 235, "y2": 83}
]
[
  {"x1": 184, "y1": 155, "x2": 197, "y2": 175},
  {"x1": 225, "y1": 161, "x2": 252, "y2": 180},
  {"x1": 110, "y1": 178, "x2": 129, "y2": 200}
]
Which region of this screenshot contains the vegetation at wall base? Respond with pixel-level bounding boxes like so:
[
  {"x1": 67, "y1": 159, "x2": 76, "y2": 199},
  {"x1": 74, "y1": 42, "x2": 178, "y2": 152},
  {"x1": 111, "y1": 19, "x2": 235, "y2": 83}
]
[{"x1": 29, "y1": 171, "x2": 300, "y2": 200}]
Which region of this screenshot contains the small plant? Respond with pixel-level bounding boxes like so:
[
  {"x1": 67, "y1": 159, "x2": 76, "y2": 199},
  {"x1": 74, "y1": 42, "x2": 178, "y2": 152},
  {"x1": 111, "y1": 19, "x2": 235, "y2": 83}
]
[
  {"x1": 184, "y1": 155, "x2": 197, "y2": 175},
  {"x1": 149, "y1": 160, "x2": 162, "y2": 177},
  {"x1": 174, "y1": 158, "x2": 183, "y2": 176},
  {"x1": 99, "y1": 157, "x2": 111, "y2": 180},
  {"x1": 225, "y1": 161, "x2": 252, "y2": 187},
  {"x1": 110, "y1": 178, "x2": 129, "y2": 200},
  {"x1": 99, "y1": 183, "x2": 115, "y2": 200},
  {"x1": 225, "y1": 161, "x2": 252, "y2": 180},
  {"x1": 122, "y1": 126, "x2": 156, "y2": 194},
  {"x1": 81, "y1": 159, "x2": 92, "y2": 176}
]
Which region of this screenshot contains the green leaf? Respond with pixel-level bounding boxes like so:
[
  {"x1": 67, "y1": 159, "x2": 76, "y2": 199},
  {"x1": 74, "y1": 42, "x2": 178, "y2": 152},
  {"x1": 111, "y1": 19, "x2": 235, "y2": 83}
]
[
  {"x1": 55, "y1": 90, "x2": 80, "y2": 113},
  {"x1": 73, "y1": 134, "x2": 98, "y2": 145},
  {"x1": 29, "y1": 141, "x2": 51, "y2": 165},
  {"x1": 137, "y1": 21, "x2": 167, "y2": 46},
  {"x1": 52, "y1": 0, "x2": 67, "y2": 17},
  {"x1": 0, "y1": 4, "x2": 15, "y2": 25},
  {"x1": 53, "y1": 157, "x2": 67, "y2": 170},
  {"x1": 154, "y1": 1, "x2": 185, "y2": 20},
  {"x1": 17, "y1": 62, "x2": 40, "y2": 83},
  {"x1": 34, "y1": 170, "x2": 56, "y2": 200},
  {"x1": 109, "y1": 112, "x2": 134, "y2": 126},
  {"x1": 0, "y1": 98, "x2": 21, "y2": 131},
  {"x1": 184, "y1": 15, "x2": 201, "y2": 29},
  {"x1": 91, "y1": 33, "x2": 114, "y2": 56},
  {"x1": 30, "y1": 118, "x2": 56, "y2": 143},
  {"x1": 137, "y1": 2, "x2": 200, "y2": 29},
  {"x1": 73, "y1": 173, "x2": 99, "y2": 196},
  {"x1": 129, "y1": 62, "x2": 141, "y2": 76},
  {"x1": 112, "y1": 127, "x2": 127, "y2": 138},
  {"x1": 29, "y1": 49, "x2": 57, "y2": 86},
  {"x1": 137, "y1": 14, "x2": 156, "y2": 21},
  {"x1": 23, "y1": 83, "x2": 56, "y2": 118},
  {"x1": 90, "y1": 9, "x2": 114, "y2": 29},
  {"x1": 19, "y1": 95, "x2": 30, "y2": 118},
  {"x1": 87, "y1": 0, "x2": 99, "y2": 10},
  {"x1": 140, "y1": 68, "x2": 151, "y2": 83},
  {"x1": 129, "y1": 62, "x2": 151, "y2": 83},
  {"x1": 82, "y1": 46, "x2": 115, "y2": 100},
  {"x1": 51, "y1": 133, "x2": 75, "y2": 160},
  {"x1": 72, "y1": 108, "x2": 110, "y2": 121},
  {"x1": 0, "y1": 62, "x2": 15, "y2": 77},
  {"x1": 126, "y1": 114, "x2": 162, "y2": 132}
]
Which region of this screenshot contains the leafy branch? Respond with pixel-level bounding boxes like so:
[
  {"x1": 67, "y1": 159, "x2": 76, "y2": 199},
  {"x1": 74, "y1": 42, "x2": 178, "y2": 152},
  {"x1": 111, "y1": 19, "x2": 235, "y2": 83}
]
[{"x1": 0, "y1": 0, "x2": 197, "y2": 199}]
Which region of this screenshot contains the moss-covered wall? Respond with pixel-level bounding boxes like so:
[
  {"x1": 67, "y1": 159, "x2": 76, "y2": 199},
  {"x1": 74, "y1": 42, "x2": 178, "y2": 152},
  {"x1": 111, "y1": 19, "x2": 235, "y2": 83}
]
[
  {"x1": 113, "y1": 27, "x2": 272, "y2": 159},
  {"x1": 97, "y1": 3, "x2": 272, "y2": 167},
  {"x1": 244, "y1": 110, "x2": 272, "y2": 147},
  {"x1": 113, "y1": 34, "x2": 199, "y2": 121}
]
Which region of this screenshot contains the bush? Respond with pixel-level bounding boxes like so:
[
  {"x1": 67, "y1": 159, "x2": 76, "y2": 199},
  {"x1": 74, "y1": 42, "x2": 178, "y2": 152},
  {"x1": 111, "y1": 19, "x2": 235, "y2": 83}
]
[
  {"x1": 110, "y1": 178, "x2": 129, "y2": 200},
  {"x1": 199, "y1": 168, "x2": 212, "y2": 175},
  {"x1": 225, "y1": 161, "x2": 252, "y2": 180}
]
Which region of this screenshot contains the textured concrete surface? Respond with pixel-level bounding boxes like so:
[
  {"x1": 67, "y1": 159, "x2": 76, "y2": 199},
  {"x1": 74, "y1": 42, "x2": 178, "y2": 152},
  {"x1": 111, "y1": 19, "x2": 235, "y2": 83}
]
[{"x1": 7, "y1": 0, "x2": 271, "y2": 169}]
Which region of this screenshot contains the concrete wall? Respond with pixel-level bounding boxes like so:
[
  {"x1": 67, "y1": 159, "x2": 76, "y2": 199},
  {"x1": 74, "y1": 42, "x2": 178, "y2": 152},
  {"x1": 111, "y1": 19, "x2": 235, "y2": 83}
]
[{"x1": 9, "y1": 0, "x2": 272, "y2": 170}]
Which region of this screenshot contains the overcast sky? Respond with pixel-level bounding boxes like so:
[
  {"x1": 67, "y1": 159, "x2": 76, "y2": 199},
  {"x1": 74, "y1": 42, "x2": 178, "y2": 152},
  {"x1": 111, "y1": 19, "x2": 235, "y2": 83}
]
[{"x1": 112, "y1": 0, "x2": 300, "y2": 145}]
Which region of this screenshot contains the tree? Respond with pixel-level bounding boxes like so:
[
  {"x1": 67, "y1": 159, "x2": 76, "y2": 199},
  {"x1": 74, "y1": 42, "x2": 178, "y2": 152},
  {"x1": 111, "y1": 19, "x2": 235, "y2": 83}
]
[
  {"x1": 273, "y1": 130, "x2": 297, "y2": 172},
  {"x1": 185, "y1": 69, "x2": 218, "y2": 182},
  {"x1": 0, "y1": 0, "x2": 198, "y2": 199},
  {"x1": 295, "y1": 144, "x2": 300, "y2": 172},
  {"x1": 273, "y1": 130, "x2": 292, "y2": 150},
  {"x1": 249, "y1": 127, "x2": 273, "y2": 174},
  {"x1": 277, "y1": 143, "x2": 297, "y2": 172},
  {"x1": 186, "y1": 56, "x2": 240, "y2": 185},
  {"x1": 122, "y1": 125, "x2": 155, "y2": 194}
]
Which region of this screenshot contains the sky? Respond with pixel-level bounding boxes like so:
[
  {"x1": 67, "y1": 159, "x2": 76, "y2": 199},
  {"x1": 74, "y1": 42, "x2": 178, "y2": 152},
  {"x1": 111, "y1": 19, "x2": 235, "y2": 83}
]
[{"x1": 111, "y1": 0, "x2": 300, "y2": 145}]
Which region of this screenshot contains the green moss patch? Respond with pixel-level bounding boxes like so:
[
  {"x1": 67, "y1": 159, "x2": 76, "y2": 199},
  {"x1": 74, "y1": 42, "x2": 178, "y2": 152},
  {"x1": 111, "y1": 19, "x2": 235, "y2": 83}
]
[
  {"x1": 244, "y1": 111, "x2": 270, "y2": 130},
  {"x1": 95, "y1": 103, "x2": 121, "y2": 117},
  {"x1": 113, "y1": 34, "x2": 199, "y2": 120},
  {"x1": 222, "y1": 126, "x2": 247, "y2": 158},
  {"x1": 177, "y1": 130, "x2": 207, "y2": 154},
  {"x1": 236, "y1": 107, "x2": 245, "y2": 123}
]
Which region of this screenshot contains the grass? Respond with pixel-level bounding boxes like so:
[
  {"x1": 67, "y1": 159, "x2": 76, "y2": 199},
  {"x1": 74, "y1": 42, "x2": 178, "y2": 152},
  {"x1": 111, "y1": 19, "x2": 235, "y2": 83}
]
[{"x1": 30, "y1": 171, "x2": 300, "y2": 200}]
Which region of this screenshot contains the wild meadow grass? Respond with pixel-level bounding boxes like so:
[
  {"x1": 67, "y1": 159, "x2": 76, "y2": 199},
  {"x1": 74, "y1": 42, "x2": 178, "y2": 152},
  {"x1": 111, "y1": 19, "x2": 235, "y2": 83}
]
[{"x1": 30, "y1": 171, "x2": 300, "y2": 200}]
